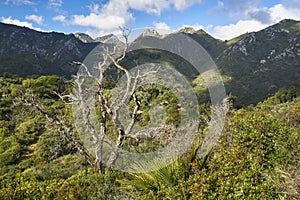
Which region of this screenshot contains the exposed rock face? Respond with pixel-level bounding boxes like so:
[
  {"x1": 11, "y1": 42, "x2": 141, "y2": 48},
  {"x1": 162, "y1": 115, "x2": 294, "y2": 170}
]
[{"x1": 141, "y1": 29, "x2": 162, "y2": 38}]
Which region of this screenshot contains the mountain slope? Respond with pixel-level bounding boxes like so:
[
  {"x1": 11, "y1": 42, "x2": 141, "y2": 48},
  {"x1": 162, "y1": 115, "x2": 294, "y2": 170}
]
[
  {"x1": 216, "y1": 19, "x2": 300, "y2": 105},
  {"x1": 129, "y1": 21, "x2": 300, "y2": 105},
  {"x1": 0, "y1": 19, "x2": 299, "y2": 105},
  {"x1": 0, "y1": 23, "x2": 98, "y2": 77},
  {"x1": 179, "y1": 27, "x2": 227, "y2": 59}
]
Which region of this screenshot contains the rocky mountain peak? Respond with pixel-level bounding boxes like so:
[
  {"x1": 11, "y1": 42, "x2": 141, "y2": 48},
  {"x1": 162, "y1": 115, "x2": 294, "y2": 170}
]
[
  {"x1": 141, "y1": 29, "x2": 162, "y2": 38},
  {"x1": 74, "y1": 33, "x2": 94, "y2": 43},
  {"x1": 178, "y1": 27, "x2": 196, "y2": 34}
]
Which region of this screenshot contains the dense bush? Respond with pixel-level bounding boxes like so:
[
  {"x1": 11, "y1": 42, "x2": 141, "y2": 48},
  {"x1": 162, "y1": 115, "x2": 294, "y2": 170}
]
[
  {"x1": 0, "y1": 75, "x2": 299, "y2": 199},
  {"x1": 36, "y1": 130, "x2": 74, "y2": 161},
  {"x1": 0, "y1": 136, "x2": 21, "y2": 167}
]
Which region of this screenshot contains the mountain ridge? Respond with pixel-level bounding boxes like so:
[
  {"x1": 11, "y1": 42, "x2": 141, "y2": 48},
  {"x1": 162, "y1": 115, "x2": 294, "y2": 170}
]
[
  {"x1": 0, "y1": 19, "x2": 299, "y2": 105},
  {"x1": 0, "y1": 22, "x2": 98, "y2": 77},
  {"x1": 215, "y1": 19, "x2": 300, "y2": 104}
]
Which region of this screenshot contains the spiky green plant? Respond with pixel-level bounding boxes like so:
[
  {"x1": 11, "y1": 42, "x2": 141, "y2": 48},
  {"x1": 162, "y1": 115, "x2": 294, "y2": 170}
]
[{"x1": 118, "y1": 142, "x2": 200, "y2": 197}]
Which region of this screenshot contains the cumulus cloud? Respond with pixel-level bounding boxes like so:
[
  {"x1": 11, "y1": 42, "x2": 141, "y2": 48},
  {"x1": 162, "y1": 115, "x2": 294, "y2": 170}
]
[
  {"x1": 25, "y1": 14, "x2": 43, "y2": 25},
  {"x1": 1, "y1": 16, "x2": 44, "y2": 32},
  {"x1": 71, "y1": 1, "x2": 133, "y2": 31},
  {"x1": 52, "y1": 15, "x2": 66, "y2": 22},
  {"x1": 72, "y1": 14, "x2": 128, "y2": 30},
  {"x1": 4, "y1": 0, "x2": 35, "y2": 5},
  {"x1": 209, "y1": 2, "x2": 300, "y2": 40},
  {"x1": 153, "y1": 22, "x2": 172, "y2": 34},
  {"x1": 270, "y1": 4, "x2": 300, "y2": 22},
  {"x1": 211, "y1": 19, "x2": 267, "y2": 40},
  {"x1": 71, "y1": 0, "x2": 204, "y2": 33},
  {"x1": 1, "y1": 16, "x2": 34, "y2": 28}
]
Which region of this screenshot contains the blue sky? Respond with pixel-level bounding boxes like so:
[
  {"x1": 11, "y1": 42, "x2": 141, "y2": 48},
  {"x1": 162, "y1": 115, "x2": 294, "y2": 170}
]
[{"x1": 1, "y1": 0, "x2": 300, "y2": 40}]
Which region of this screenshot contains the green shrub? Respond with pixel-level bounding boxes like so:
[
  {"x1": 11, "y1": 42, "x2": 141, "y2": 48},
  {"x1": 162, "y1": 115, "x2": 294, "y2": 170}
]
[
  {"x1": 36, "y1": 130, "x2": 74, "y2": 161},
  {"x1": 57, "y1": 169, "x2": 123, "y2": 200},
  {"x1": 0, "y1": 136, "x2": 21, "y2": 167}
]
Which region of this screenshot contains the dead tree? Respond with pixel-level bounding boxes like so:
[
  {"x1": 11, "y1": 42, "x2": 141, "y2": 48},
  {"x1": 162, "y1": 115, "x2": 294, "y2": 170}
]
[
  {"x1": 17, "y1": 30, "x2": 162, "y2": 173},
  {"x1": 70, "y1": 30, "x2": 162, "y2": 172}
]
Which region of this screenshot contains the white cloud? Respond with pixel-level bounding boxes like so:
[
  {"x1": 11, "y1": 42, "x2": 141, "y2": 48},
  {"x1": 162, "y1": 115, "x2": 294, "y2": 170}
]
[
  {"x1": 48, "y1": 0, "x2": 63, "y2": 8},
  {"x1": 4, "y1": 0, "x2": 35, "y2": 5},
  {"x1": 1, "y1": 16, "x2": 44, "y2": 32},
  {"x1": 71, "y1": 0, "x2": 204, "y2": 33},
  {"x1": 52, "y1": 15, "x2": 66, "y2": 22},
  {"x1": 71, "y1": 1, "x2": 133, "y2": 31},
  {"x1": 25, "y1": 14, "x2": 43, "y2": 25},
  {"x1": 153, "y1": 22, "x2": 172, "y2": 34},
  {"x1": 72, "y1": 13, "x2": 129, "y2": 30},
  {"x1": 270, "y1": 4, "x2": 300, "y2": 22},
  {"x1": 1, "y1": 16, "x2": 34, "y2": 28},
  {"x1": 209, "y1": 3, "x2": 300, "y2": 40},
  {"x1": 211, "y1": 19, "x2": 268, "y2": 40}
]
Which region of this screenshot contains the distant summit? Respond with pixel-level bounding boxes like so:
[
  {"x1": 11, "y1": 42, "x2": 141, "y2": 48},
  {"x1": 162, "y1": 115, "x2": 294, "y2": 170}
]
[
  {"x1": 141, "y1": 29, "x2": 162, "y2": 38},
  {"x1": 178, "y1": 27, "x2": 196, "y2": 34},
  {"x1": 74, "y1": 33, "x2": 94, "y2": 43}
]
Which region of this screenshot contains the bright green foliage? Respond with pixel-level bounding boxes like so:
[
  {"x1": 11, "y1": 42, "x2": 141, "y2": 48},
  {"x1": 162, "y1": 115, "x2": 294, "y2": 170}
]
[
  {"x1": 0, "y1": 75, "x2": 299, "y2": 199},
  {"x1": 15, "y1": 118, "x2": 45, "y2": 144},
  {"x1": 36, "y1": 130, "x2": 75, "y2": 161},
  {"x1": 57, "y1": 169, "x2": 123, "y2": 200},
  {"x1": 274, "y1": 86, "x2": 300, "y2": 103},
  {"x1": 134, "y1": 84, "x2": 180, "y2": 127},
  {"x1": 0, "y1": 135, "x2": 21, "y2": 167},
  {"x1": 183, "y1": 95, "x2": 300, "y2": 199}
]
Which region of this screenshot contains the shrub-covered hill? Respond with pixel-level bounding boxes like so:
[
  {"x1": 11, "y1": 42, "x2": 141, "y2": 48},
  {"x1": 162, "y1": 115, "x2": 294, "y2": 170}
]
[{"x1": 0, "y1": 75, "x2": 299, "y2": 199}]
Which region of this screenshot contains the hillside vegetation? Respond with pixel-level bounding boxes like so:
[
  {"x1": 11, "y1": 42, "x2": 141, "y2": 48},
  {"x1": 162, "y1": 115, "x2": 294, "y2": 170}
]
[{"x1": 0, "y1": 75, "x2": 299, "y2": 199}]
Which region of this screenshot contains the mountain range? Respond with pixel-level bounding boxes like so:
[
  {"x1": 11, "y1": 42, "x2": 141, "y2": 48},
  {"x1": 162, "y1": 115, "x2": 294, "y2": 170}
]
[
  {"x1": 0, "y1": 23, "x2": 97, "y2": 77},
  {"x1": 0, "y1": 19, "x2": 299, "y2": 105}
]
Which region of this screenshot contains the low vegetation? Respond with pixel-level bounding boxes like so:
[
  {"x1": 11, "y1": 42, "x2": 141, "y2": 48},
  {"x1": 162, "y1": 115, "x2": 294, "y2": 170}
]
[{"x1": 0, "y1": 74, "x2": 299, "y2": 199}]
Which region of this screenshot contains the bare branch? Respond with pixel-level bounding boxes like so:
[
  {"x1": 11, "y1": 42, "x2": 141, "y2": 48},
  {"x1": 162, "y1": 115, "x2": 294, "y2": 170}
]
[
  {"x1": 126, "y1": 125, "x2": 165, "y2": 140},
  {"x1": 21, "y1": 94, "x2": 96, "y2": 168}
]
